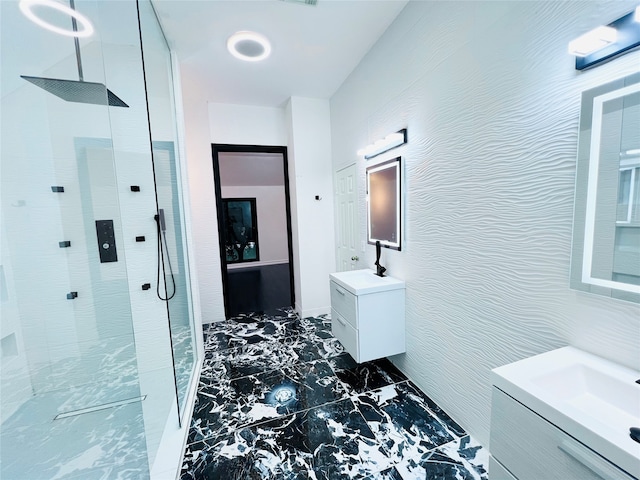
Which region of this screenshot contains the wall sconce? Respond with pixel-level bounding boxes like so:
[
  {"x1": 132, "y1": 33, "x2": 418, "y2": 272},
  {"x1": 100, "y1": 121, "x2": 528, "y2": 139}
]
[
  {"x1": 358, "y1": 129, "x2": 407, "y2": 160},
  {"x1": 568, "y1": 6, "x2": 640, "y2": 70}
]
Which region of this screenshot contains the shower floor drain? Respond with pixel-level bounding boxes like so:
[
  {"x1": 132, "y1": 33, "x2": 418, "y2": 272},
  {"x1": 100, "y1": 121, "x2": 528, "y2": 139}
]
[{"x1": 54, "y1": 395, "x2": 146, "y2": 420}]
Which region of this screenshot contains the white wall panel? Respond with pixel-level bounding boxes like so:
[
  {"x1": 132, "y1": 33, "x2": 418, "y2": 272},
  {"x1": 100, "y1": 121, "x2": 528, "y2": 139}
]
[
  {"x1": 179, "y1": 82, "x2": 226, "y2": 324},
  {"x1": 209, "y1": 103, "x2": 287, "y2": 147},
  {"x1": 330, "y1": 0, "x2": 640, "y2": 449},
  {"x1": 286, "y1": 97, "x2": 335, "y2": 317}
]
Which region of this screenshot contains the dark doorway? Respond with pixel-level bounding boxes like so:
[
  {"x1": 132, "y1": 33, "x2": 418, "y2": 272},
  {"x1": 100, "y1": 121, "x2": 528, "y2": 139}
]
[{"x1": 212, "y1": 144, "x2": 295, "y2": 318}]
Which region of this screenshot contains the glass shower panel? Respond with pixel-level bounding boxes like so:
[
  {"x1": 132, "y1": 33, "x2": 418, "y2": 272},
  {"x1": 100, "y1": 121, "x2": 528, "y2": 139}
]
[
  {"x1": 138, "y1": 0, "x2": 197, "y2": 420},
  {"x1": 94, "y1": 0, "x2": 181, "y2": 470},
  {"x1": 0, "y1": 0, "x2": 149, "y2": 478}
]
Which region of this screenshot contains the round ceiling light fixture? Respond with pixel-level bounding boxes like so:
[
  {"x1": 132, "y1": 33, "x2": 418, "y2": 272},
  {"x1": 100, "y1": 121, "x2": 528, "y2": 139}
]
[
  {"x1": 227, "y1": 31, "x2": 271, "y2": 62},
  {"x1": 19, "y1": 0, "x2": 94, "y2": 37}
]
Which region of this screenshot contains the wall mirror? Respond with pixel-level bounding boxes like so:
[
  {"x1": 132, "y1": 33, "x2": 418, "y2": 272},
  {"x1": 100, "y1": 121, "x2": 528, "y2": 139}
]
[
  {"x1": 222, "y1": 198, "x2": 259, "y2": 263},
  {"x1": 367, "y1": 156, "x2": 401, "y2": 250},
  {"x1": 571, "y1": 72, "x2": 640, "y2": 302}
]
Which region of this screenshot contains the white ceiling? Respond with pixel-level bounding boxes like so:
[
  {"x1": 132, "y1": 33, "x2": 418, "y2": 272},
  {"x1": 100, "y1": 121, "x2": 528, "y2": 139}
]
[{"x1": 152, "y1": 0, "x2": 408, "y2": 107}]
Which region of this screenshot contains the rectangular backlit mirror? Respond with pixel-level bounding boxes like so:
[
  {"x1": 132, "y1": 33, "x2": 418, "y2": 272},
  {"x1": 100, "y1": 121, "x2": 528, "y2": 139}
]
[
  {"x1": 367, "y1": 157, "x2": 401, "y2": 250},
  {"x1": 571, "y1": 72, "x2": 640, "y2": 302}
]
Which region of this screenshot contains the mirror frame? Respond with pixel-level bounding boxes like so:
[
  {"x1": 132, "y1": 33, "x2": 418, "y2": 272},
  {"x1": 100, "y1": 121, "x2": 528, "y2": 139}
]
[
  {"x1": 366, "y1": 156, "x2": 402, "y2": 251},
  {"x1": 570, "y1": 72, "x2": 640, "y2": 302}
]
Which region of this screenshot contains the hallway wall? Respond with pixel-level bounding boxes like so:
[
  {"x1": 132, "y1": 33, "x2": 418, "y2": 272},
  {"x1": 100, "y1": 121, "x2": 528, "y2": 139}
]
[
  {"x1": 286, "y1": 97, "x2": 335, "y2": 317},
  {"x1": 179, "y1": 93, "x2": 335, "y2": 321},
  {"x1": 330, "y1": 0, "x2": 640, "y2": 449}
]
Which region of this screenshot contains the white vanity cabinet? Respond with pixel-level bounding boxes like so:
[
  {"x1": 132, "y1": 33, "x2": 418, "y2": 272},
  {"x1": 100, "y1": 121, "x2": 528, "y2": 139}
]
[
  {"x1": 490, "y1": 347, "x2": 640, "y2": 480},
  {"x1": 490, "y1": 388, "x2": 636, "y2": 480},
  {"x1": 329, "y1": 269, "x2": 405, "y2": 363}
]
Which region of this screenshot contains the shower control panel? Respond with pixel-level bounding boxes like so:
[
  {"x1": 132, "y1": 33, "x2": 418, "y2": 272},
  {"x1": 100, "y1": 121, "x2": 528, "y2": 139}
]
[{"x1": 95, "y1": 220, "x2": 118, "y2": 263}]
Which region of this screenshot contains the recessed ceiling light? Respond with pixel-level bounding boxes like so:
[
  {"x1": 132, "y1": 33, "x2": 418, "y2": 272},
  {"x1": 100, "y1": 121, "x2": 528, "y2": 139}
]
[
  {"x1": 227, "y1": 31, "x2": 271, "y2": 62},
  {"x1": 19, "y1": 0, "x2": 94, "y2": 37}
]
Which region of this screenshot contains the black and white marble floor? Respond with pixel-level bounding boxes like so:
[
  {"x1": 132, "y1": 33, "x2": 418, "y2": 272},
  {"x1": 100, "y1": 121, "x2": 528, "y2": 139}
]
[{"x1": 181, "y1": 311, "x2": 489, "y2": 480}]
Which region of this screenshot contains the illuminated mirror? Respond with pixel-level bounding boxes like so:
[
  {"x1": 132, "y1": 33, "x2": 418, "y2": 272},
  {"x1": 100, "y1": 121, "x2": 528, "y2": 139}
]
[
  {"x1": 367, "y1": 157, "x2": 401, "y2": 250},
  {"x1": 571, "y1": 72, "x2": 640, "y2": 302}
]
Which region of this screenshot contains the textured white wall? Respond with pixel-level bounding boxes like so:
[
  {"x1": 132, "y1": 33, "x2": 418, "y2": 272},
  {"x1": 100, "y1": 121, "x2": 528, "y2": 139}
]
[
  {"x1": 180, "y1": 91, "x2": 226, "y2": 323},
  {"x1": 330, "y1": 0, "x2": 640, "y2": 449}
]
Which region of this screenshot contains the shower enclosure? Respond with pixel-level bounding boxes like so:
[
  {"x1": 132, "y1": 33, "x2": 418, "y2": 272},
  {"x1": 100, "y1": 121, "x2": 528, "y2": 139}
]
[{"x1": 0, "y1": 0, "x2": 198, "y2": 478}]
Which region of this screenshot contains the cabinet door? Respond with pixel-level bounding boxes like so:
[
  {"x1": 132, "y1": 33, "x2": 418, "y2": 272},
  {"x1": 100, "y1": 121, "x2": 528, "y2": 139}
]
[
  {"x1": 357, "y1": 290, "x2": 405, "y2": 363},
  {"x1": 329, "y1": 282, "x2": 357, "y2": 328},
  {"x1": 491, "y1": 388, "x2": 635, "y2": 480},
  {"x1": 331, "y1": 308, "x2": 359, "y2": 361}
]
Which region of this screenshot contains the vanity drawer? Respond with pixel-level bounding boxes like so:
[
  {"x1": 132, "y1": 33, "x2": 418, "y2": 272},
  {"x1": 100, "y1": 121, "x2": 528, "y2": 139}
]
[
  {"x1": 329, "y1": 281, "x2": 357, "y2": 328},
  {"x1": 331, "y1": 308, "x2": 358, "y2": 359},
  {"x1": 489, "y1": 456, "x2": 517, "y2": 480},
  {"x1": 491, "y1": 388, "x2": 635, "y2": 480}
]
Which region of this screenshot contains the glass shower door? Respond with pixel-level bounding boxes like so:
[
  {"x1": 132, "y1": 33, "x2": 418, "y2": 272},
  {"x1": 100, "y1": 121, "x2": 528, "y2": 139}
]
[{"x1": 138, "y1": 0, "x2": 197, "y2": 422}]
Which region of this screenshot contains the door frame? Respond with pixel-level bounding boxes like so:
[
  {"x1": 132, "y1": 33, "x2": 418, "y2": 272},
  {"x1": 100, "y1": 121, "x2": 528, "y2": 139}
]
[{"x1": 211, "y1": 144, "x2": 295, "y2": 318}]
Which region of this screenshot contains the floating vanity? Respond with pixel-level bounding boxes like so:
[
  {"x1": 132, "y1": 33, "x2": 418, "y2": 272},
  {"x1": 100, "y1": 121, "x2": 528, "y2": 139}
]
[
  {"x1": 490, "y1": 346, "x2": 640, "y2": 480},
  {"x1": 329, "y1": 269, "x2": 405, "y2": 363}
]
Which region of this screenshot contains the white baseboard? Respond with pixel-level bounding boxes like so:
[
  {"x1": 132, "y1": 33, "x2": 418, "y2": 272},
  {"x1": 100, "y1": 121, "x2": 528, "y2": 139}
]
[{"x1": 299, "y1": 305, "x2": 331, "y2": 319}]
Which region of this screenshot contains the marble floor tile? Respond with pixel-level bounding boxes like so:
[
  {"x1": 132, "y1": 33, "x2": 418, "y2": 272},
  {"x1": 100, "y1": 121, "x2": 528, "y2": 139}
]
[
  {"x1": 364, "y1": 467, "x2": 404, "y2": 480},
  {"x1": 226, "y1": 359, "x2": 348, "y2": 427},
  {"x1": 352, "y1": 381, "x2": 464, "y2": 463},
  {"x1": 394, "y1": 435, "x2": 489, "y2": 480},
  {"x1": 201, "y1": 340, "x2": 291, "y2": 383},
  {"x1": 186, "y1": 314, "x2": 490, "y2": 480},
  {"x1": 188, "y1": 358, "x2": 348, "y2": 444},
  {"x1": 182, "y1": 398, "x2": 392, "y2": 480},
  {"x1": 187, "y1": 379, "x2": 236, "y2": 444},
  {"x1": 300, "y1": 314, "x2": 333, "y2": 336},
  {"x1": 329, "y1": 353, "x2": 407, "y2": 395},
  {"x1": 203, "y1": 312, "x2": 303, "y2": 352},
  {"x1": 280, "y1": 333, "x2": 345, "y2": 364}
]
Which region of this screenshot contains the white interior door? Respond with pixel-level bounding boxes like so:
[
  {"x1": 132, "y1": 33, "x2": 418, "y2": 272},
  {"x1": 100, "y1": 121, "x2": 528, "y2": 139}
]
[{"x1": 335, "y1": 164, "x2": 359, "y2": 271}]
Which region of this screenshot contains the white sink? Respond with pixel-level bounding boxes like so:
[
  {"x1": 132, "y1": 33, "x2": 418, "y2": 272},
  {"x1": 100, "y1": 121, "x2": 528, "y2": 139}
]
[
  {"x1": 329, "y1": 269, "x2": 404, "y2": 295},
  {"x1": 492, "y1": 346, "x2": 640, "y2": 478}
]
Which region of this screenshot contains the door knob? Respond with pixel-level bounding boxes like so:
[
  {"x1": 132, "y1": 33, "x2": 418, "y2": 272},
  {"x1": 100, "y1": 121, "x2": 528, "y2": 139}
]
[{"x1": 351, "y1": 256, "x2": 359, "y2": 261}]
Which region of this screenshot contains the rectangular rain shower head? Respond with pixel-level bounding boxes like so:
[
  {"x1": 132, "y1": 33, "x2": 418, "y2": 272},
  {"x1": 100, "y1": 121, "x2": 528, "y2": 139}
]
[{"x1": 21, "y1": 75, "x2": 129, "y2": 107}]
